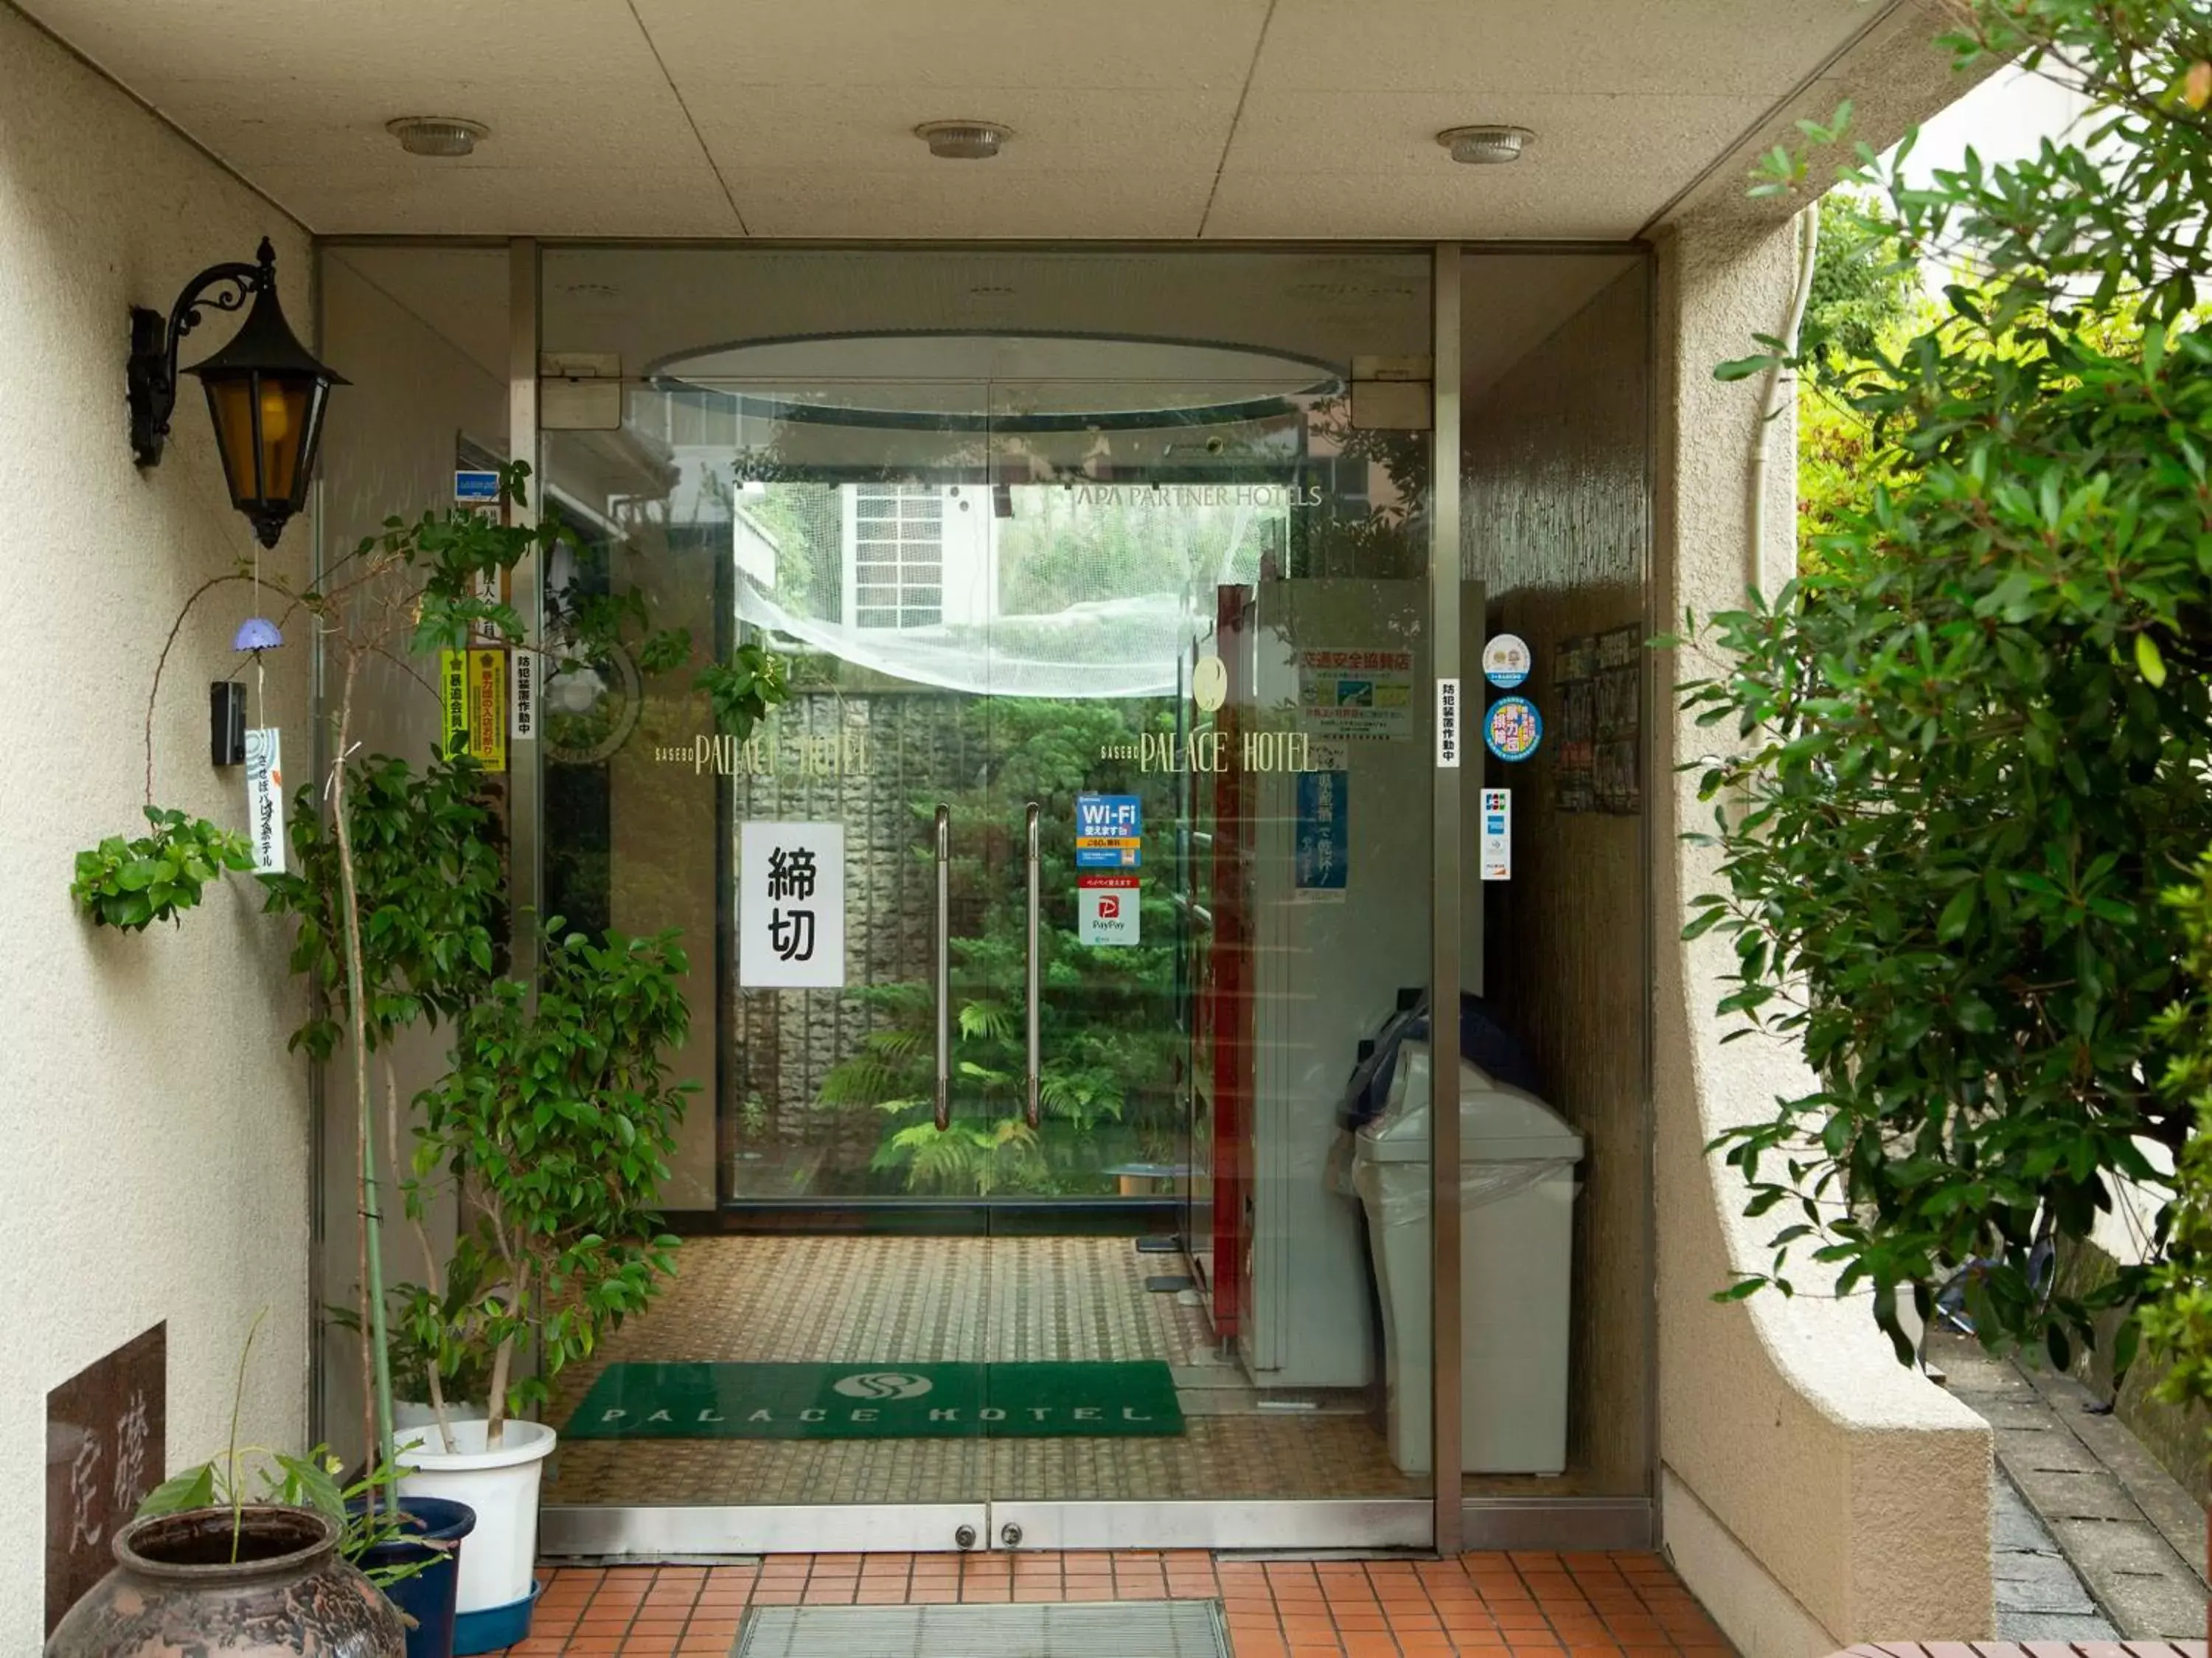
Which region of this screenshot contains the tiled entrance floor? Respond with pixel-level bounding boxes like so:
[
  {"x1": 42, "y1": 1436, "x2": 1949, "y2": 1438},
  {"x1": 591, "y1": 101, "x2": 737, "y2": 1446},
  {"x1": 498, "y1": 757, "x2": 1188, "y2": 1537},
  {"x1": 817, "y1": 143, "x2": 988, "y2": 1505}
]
[{"x1": 493, "y1": 1550, "x2": 1732, "y2": 1657}]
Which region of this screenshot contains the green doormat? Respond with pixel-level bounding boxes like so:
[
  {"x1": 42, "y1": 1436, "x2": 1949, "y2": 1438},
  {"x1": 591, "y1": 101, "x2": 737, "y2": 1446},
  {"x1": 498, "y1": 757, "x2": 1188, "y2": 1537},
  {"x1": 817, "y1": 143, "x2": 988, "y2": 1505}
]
[{"x1": 563, "y1": 1361, "x2": 1184, "y2": 1440}]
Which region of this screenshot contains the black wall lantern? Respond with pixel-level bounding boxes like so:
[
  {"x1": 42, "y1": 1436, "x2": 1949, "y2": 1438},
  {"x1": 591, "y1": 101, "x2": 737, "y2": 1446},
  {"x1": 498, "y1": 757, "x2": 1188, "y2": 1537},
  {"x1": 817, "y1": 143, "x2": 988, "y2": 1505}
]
[{"x1": 127, "y1": 237, "x2": 345, "y2": 548}]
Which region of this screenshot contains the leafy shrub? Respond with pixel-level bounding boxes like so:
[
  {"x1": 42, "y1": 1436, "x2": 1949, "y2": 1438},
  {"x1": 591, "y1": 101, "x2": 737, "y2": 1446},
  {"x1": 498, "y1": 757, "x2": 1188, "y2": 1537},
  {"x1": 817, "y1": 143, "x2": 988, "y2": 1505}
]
[
  {"x1": 403, "y1": 923, "x2": 694, "y2": 1439},
  {"x1": 2144, "y1": 850, "x2": 2212, "y2": 1407},
  {"x1": 1684, "y1": 0, "x2": 2212, "y2": 1364},
  {"x1": 72, "y1": 808, "x2": 253, "y2": 932}
]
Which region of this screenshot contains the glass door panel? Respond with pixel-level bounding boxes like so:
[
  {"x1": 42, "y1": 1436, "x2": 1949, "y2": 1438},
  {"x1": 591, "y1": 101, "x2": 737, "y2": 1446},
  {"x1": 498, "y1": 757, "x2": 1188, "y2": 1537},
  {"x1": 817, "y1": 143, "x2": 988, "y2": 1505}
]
[
  {"x1": 537, "y1": 378, "x2": 998, "y2": 1527},
  {"x1": 979, "y1": 374, "x2": 1436, "y2": 1533}
]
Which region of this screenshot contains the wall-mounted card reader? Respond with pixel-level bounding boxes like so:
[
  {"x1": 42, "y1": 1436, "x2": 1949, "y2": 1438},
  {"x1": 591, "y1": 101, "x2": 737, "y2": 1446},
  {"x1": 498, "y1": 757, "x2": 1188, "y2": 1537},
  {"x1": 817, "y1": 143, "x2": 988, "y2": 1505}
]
[{"x1": 212, "y1": 681, "x2": 246, "y2": 767}]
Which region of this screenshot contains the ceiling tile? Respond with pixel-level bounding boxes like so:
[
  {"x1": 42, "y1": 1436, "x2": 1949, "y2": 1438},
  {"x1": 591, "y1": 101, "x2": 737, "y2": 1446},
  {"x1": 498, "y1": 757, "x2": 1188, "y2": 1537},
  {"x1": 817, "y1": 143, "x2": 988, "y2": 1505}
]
[
  {"x1": 1201, "y1": 87, "x2": 1770, "y2": 237},
  {"x1": 1202, "y1": 168, "x2": 1658, "y2": 240},
  {"x1": 1253, "y1": 0, "x2": 1874, "y2": 97},
  {"x1": 15, "y1": 0, "x2": 1941, "y2": 238},
  {"x1": 634, "y1": 0, "x2": 1270, "y2": 89},
  {"x1": 1222, "y1": 87, "x2": 1770, "y2": 175},
  {"x1": 734, "y1": 169, "x2": 1216, "y2": 240},
  {"x1": 688, "y1": 86, "x2": 1242, "y2": 178},
  {"x1": 165, "y1": 77, "x2": 707, "y2": 174},
  {"x1": 19, "y1": 0, "x2": 664, "y2": 87},
  {"x1": 254, "y1": 163, "x2": 742, "y2": 237}
]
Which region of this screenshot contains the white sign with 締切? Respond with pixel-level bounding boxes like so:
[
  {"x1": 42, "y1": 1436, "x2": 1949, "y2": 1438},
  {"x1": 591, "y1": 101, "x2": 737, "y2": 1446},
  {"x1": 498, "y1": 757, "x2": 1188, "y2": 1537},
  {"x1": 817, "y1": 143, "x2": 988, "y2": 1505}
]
[{"x1": 740, "y1": 822, "x2": 845, "y2": 988}]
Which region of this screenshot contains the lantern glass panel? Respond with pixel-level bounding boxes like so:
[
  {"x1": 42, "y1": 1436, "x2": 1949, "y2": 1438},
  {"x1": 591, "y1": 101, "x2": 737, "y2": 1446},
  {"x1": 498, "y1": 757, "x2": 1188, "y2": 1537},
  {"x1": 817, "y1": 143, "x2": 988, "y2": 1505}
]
[{"x1": 204, "y1": 371, "x2": 313, "y2": 508}]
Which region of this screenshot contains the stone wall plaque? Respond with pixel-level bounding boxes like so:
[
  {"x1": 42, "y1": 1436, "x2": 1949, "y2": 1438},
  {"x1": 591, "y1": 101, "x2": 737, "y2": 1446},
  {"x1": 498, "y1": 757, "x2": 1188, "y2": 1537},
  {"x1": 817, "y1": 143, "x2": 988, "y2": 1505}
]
[{"x1": 46, "y1": 1323, "x2": 165, "y2": 1635}]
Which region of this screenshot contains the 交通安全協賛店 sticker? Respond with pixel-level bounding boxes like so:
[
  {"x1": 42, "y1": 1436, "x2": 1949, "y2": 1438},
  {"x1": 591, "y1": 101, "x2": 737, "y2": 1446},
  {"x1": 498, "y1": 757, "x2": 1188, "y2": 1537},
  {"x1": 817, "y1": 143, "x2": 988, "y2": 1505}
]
[
  {"x1": 1298, "y1": 647, "x2": 1415, "y2": 738},
  {"x1": 1481, "y1": 634, "x2": 1531, "y2": 690}
]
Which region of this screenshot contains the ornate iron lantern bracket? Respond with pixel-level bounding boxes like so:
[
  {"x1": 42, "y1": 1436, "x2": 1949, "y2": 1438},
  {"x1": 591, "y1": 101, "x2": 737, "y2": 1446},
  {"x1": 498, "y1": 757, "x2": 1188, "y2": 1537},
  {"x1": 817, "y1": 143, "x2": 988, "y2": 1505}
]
[{"x1": 127, "y1": 238, "x2": 276, "y2": 469}]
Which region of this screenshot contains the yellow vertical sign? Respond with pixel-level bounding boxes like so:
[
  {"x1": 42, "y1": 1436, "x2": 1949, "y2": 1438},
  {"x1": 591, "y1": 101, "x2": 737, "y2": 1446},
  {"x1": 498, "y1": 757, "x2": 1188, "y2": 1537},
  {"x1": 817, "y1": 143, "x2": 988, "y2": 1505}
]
[
  {"x1": 467, "y1": 648, "x2": 507, "y2": 773},
  {"x1": 439, "y1": 648, "x2": 507, "y2": 771},
  {"x1": 439, "y1": 651, "x2": 470, "y2": 760}
]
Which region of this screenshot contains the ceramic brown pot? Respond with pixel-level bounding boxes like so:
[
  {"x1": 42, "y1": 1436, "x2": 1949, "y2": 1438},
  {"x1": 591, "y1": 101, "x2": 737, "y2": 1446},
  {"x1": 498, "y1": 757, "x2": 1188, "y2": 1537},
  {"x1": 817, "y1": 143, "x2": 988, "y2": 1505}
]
[{"x1": 45, "y1": 1505, "x2": 404, "y2": 1657}]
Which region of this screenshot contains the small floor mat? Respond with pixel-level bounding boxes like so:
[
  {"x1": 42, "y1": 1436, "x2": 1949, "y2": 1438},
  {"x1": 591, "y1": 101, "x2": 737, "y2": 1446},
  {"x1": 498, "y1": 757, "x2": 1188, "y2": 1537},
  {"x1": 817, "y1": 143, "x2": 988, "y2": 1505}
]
[
  {"x1": 564, "y1": 1360, "x2": 1186, "y2": 1440},
  {"x1": 734, "y1": 1600, "x2": 1229, "y2": 1657}
]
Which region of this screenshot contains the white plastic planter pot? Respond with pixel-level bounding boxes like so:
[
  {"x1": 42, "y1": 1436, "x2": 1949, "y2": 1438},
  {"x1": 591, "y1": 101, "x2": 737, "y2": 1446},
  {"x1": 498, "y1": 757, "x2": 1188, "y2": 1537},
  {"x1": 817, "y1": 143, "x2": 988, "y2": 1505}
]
[{"x1": 395, "y1": 1419, "x2": 556, "y2": 1617}]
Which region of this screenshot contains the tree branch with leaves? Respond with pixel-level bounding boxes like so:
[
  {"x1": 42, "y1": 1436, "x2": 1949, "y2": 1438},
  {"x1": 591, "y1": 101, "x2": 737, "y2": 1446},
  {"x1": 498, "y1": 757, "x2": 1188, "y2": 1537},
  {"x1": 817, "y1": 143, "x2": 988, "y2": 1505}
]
[
  {"x1": 1681, "y1": 1, "x2": 2212, "y2": 1376},
  {"x1": 73, "y1": 458, "x2": 789, "y2": 1486}
]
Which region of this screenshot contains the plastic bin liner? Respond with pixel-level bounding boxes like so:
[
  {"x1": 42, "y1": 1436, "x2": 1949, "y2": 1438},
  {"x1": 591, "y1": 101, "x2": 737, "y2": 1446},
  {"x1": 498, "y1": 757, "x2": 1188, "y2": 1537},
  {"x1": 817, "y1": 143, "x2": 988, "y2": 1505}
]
[
  {"x1": 1339, "y1": 1043, "x2": 1581, "y2": 1214},
  {"x1": 1349, "y1": 1146, "x2": 1574, "y2": 1221},
  {"x1": 1339, "y1": 993, "x2": 1542, "y2": 1132}
]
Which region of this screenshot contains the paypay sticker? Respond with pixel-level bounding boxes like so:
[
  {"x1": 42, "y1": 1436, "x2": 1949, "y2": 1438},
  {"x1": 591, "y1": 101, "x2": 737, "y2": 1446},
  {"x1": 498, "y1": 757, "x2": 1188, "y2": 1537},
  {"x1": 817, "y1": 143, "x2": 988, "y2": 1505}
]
[{"x1": 1079, "y1": 875, "x2": 1141, "y2": 946}]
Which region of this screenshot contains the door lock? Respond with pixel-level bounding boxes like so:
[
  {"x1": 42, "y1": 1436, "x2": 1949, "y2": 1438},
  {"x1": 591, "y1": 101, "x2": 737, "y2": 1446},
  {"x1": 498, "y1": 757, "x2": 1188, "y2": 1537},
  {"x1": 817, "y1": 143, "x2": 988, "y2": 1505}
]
[
  {"x1": 954, "y1": 1524, "x2": 978, "y2": 1550},
  {"x1": 999, "y1": 1522, "x2": 1023, "y2": 1548}
]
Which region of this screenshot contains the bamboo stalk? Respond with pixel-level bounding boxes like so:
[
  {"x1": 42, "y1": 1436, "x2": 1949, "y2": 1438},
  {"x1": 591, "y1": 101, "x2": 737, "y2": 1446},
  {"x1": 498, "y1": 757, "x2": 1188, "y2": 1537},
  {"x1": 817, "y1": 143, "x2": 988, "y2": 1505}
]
[{"x1": 331, "y1": 646, "x2": 396, "y2": 1485}]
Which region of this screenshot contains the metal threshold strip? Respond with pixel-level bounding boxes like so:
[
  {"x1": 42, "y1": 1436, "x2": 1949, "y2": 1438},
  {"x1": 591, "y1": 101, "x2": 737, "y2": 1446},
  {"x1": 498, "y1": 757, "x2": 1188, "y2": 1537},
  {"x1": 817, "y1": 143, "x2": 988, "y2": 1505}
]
[{"x1": 734, "y1": 1600, "x2": 1230, "y2": 1657}]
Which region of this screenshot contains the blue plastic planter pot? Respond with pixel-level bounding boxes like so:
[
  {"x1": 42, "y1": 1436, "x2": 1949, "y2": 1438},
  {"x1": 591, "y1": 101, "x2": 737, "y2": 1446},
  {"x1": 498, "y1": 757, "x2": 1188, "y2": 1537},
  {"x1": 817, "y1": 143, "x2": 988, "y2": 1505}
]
[
  {"x1": 453, "y1": 1579, "x2": 540, "y2": 1656},
  {"x1": 353, "y1": 1495, "x2": 476, "y2": 1658}
]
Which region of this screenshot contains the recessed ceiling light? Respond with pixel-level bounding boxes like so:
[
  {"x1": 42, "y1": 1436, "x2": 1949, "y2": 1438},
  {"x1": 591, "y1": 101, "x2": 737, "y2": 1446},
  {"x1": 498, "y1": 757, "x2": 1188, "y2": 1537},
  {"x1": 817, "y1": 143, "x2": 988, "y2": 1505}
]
[
  {"x1": 1438, "y1": 125, "x2": 1533, "y2": 165},
  {"x1": 386, "y1": 117, "x2": 489, "y2": 158},
  {"x1": 917, "y1": 121, "x2": 1009, "y2": 160}
]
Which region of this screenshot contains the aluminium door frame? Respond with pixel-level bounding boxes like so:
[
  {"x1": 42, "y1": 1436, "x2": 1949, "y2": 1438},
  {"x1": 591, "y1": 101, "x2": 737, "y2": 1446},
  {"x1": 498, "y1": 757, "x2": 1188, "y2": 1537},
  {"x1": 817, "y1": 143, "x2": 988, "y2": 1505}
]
[{"x1": 538, "y1": 1498, "x2": 1650, "y2": 1559}]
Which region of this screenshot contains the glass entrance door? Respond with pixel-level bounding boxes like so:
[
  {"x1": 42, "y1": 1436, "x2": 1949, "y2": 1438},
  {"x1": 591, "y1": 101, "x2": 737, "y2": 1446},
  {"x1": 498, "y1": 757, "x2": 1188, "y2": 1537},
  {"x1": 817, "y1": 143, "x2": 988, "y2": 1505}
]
[
  {"x1": 971, "y1": 377, "x2": 1436, "y2": 1548},
  {"x1": 531, "y1": 245, "x2": 1439, "y2": 1553},
  {"x1": 540, "y1": 377, "x2": 1001, "y2": 1548}
]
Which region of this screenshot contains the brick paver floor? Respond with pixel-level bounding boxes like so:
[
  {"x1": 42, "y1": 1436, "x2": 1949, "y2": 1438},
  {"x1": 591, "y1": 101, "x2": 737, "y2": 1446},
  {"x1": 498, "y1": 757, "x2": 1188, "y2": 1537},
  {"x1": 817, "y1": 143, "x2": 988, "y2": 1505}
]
[{"x1": 493, "y1": 1549, "x2": 1733, "y2": 1656}]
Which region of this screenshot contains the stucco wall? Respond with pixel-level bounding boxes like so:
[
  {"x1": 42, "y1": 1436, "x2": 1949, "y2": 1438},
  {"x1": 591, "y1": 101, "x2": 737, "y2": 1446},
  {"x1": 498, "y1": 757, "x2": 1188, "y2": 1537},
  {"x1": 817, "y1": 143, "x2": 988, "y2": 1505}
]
[
  {"x1": 0, "y1": 6, "x2": 314, "y2": 1645},
  {"x1": 1461, "y1": 260, "x2": 1655, "y2": 1496},
  {"x1": 1651, "y1": 206, "x2": 1994, "y2": 1654}
]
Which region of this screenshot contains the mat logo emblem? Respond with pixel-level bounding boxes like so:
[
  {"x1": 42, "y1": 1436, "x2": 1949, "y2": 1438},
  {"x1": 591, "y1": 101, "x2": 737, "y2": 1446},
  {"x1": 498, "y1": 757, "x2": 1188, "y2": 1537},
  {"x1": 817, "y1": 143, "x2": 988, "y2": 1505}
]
[{"x1": 832, "y1": 1370, "x2": 933, "y2": 1401}]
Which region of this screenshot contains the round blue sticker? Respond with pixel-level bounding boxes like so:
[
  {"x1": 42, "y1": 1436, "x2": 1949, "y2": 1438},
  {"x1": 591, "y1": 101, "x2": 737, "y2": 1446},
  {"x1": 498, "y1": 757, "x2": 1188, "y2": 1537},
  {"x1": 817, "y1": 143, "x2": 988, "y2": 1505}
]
[{"x1": 1484, "y1": 696, "x2": 1543, "y2": 763}]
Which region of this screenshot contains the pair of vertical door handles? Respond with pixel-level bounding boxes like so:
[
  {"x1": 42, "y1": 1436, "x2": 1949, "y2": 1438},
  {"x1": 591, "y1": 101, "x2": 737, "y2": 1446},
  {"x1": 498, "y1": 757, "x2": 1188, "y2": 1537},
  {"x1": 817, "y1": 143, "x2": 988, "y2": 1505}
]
[{"x1": 932, "y1": 802, "x2": 1043, "y2": 1135}]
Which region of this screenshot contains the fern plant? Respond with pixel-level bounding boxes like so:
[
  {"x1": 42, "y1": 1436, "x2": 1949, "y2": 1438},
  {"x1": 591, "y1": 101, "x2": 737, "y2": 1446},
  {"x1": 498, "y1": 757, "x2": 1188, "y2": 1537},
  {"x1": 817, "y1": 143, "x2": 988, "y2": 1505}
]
[{"x1": 820, "y1": 698, "x2": 1183, "y2": 1196}]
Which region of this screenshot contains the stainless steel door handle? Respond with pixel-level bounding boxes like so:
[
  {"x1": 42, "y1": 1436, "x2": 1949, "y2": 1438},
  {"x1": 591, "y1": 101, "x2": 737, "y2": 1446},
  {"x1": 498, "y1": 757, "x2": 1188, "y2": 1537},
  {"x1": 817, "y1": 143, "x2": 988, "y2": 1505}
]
[
  {"x1": 1024, "y1": 801, "x2": 1041, "y2": 1131},
  {"x1": 935, "y1": 803, "x2": 951, "y2": 1132}
]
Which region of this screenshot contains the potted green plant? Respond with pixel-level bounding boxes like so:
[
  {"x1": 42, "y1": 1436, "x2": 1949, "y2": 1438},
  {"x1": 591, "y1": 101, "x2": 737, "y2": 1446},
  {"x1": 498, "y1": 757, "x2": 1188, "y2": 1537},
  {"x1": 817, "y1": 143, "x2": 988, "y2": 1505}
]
[
  {"x1": 251, "y1": 466, "x2": 776, "y2": 1648},
  {"x1": 329, "y1": 1265, "x2": 495, "y2": 1434},
  {"x1": 46, "y1": 1314, "x2": 416, "y2": 1658},
  {"x1": 386, "y1": 920, "x2": 695, "y2": 1642},
  {"x1": 46, "y1": 1505, "x2": 404, "y2": 1658},
  {"x1": 66, "y1": 461, "x2": 787, "y2": 1654}
]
